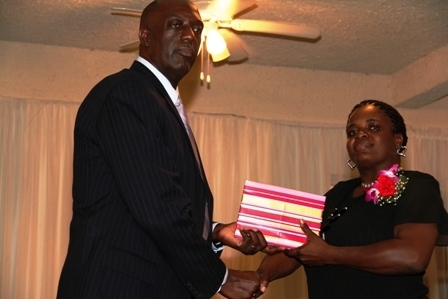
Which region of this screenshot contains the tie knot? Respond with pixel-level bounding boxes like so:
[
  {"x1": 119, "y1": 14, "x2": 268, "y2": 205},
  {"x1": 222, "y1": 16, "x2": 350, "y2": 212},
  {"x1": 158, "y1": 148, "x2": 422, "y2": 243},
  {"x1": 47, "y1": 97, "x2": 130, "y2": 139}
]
[{"x1": 176, "y1": 96, "x2": 182, "y2": 107}]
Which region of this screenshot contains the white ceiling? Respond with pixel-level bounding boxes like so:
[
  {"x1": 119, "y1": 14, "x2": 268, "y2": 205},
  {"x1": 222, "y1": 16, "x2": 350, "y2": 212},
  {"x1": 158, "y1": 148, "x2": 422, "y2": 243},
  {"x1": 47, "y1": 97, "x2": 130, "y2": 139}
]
[{"x1": 1, "y1": 0, "x2": 448, "y2": 107}]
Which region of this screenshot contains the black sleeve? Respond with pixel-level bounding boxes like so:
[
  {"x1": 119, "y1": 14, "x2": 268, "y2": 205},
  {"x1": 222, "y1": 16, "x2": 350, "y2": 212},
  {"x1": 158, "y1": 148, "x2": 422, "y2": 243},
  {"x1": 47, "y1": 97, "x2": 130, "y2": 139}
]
[{"x1": 393, "y1": 171, "x2": 448, "y2": 245}]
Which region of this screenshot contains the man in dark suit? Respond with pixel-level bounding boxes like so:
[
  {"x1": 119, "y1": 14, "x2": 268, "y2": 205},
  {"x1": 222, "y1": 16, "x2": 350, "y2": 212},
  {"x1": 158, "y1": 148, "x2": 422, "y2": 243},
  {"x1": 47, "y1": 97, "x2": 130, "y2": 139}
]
[{"x1": 56, "y1": 0, "x2": 272, "y2": 298}]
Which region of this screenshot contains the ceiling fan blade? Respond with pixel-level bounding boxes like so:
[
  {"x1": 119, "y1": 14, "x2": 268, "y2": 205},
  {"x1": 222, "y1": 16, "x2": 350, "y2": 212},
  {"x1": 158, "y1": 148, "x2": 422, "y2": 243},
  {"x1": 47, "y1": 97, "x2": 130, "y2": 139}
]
[
  {"x1": 119, "y1": 40, "x2": 140, "y2": 52},
  {"x1": 218, "y1": 29, "x2": 248, "y2": 63},
  {"x1": 208, "y1": 0, "x2": 257, "y2": 19},
  {"x1": 225, "y1": 19, "x2": 321, "y2": 39},
  {"x1": 110, "y1": 7, "x2": 142, "y2": 17}
]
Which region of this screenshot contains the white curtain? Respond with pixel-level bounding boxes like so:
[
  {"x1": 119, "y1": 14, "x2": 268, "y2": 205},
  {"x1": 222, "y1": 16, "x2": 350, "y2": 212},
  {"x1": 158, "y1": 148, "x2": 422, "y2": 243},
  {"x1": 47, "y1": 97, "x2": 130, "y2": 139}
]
[{"x1": 1, "y1": 98, "x2": 447, "y2": 299}]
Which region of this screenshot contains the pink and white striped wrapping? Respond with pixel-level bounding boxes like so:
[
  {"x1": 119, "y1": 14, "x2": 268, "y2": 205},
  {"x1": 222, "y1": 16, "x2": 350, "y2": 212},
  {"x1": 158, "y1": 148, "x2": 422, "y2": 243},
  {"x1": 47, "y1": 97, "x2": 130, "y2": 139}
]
[{"x1": 235, "y1": 180, "x2": 326, "y2": 248}]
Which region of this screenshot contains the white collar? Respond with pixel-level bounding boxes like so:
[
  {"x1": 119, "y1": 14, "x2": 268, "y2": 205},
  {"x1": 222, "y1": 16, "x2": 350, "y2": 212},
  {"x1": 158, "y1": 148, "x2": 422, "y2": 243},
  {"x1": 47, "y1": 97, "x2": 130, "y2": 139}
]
[{"x1": 136, "y1": 56, "x2": 180, "y2": 105}]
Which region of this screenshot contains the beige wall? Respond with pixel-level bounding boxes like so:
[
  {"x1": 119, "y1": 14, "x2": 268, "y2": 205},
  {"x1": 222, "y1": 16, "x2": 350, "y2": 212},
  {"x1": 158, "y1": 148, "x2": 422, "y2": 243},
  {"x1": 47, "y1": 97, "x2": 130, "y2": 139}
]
[
  {"x1": 1, "y1": 40, "x2": 447, "y2": 128},
  {"x1": 1, "y1": 41, "x2": 448, "y2": 299}
]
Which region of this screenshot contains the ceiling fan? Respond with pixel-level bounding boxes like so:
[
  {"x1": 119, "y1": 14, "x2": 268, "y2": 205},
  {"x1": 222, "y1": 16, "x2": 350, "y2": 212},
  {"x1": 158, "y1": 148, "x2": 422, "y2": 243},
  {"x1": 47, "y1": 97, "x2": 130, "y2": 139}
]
[{"x1": 111, "y1": 0, "x2": 321, "y2": 64}]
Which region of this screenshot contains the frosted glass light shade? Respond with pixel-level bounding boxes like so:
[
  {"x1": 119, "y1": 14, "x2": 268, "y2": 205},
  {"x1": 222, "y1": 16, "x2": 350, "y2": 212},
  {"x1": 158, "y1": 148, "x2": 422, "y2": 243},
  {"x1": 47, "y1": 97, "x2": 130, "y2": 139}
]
[{"x1": 206, "y1": 29, "x2": 230, "y2": 61}]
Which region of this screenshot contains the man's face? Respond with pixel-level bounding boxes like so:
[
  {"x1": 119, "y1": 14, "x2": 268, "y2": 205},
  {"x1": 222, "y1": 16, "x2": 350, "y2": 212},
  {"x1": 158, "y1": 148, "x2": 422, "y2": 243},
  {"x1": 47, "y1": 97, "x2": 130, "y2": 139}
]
[{"x1": 140, "y1": 0, "x2": 204, "y2": 86}]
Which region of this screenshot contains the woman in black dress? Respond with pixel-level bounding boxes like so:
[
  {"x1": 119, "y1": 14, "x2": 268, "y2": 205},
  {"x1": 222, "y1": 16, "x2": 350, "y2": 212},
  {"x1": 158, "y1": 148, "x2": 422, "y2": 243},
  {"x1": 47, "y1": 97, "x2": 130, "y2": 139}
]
[{"x1": 255, "y1": 99, "x2": 448, "y2": 299}]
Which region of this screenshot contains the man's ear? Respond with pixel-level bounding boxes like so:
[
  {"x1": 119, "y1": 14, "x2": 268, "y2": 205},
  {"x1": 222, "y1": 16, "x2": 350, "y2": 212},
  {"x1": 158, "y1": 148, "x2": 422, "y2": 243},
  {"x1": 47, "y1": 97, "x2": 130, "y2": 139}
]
[{"x1": 138, "y1": 28, "x2": 150, "y2": 46}]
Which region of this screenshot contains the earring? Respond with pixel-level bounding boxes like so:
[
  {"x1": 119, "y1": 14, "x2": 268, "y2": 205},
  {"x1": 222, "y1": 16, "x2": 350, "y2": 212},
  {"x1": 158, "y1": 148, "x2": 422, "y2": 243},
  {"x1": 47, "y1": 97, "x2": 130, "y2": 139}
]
[
  {"x1": 397, "y1": 146, "x2": 406, "y2": 157},
  {"x1": 347, "y1": 159, "x2": 356, "y2": 170}
]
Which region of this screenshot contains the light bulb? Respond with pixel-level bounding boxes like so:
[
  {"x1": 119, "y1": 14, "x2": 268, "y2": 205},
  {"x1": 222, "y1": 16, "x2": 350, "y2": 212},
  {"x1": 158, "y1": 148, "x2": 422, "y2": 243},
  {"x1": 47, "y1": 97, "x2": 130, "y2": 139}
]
[{"x1": 206, "y1": 29, "x2": 230, "y2": 62}]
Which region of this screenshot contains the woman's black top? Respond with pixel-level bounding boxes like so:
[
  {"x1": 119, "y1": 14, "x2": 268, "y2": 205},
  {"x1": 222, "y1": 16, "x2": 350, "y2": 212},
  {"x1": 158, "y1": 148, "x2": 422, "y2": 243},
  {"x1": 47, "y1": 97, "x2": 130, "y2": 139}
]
[{"x1": 305, "y1": 171, "x2": 448, "y2": 299}]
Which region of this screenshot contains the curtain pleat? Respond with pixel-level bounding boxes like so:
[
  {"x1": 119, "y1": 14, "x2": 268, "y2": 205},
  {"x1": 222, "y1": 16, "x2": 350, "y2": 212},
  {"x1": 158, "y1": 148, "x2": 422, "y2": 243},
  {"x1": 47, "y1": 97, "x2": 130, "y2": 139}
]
[
  {"x1": 1, "y1": 99, "x2": 76, "y2": 299},
  {"x1": 1, "y1": 99, "x2": 447, "y2": 299}
]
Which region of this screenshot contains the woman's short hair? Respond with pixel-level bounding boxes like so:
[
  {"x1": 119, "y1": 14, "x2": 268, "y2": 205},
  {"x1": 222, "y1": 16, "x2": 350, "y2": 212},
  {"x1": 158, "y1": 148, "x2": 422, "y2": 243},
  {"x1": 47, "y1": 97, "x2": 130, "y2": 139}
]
[{"x1": 348, "y1": 99, "x2": 408, "y2": 147}]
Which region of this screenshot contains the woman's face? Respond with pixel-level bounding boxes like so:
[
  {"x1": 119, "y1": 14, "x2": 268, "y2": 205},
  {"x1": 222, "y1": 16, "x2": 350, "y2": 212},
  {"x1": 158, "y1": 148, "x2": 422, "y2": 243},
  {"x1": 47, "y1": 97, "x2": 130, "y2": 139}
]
[{"x1": 346, "y1": 105, "x2": 402, "y2": 170}]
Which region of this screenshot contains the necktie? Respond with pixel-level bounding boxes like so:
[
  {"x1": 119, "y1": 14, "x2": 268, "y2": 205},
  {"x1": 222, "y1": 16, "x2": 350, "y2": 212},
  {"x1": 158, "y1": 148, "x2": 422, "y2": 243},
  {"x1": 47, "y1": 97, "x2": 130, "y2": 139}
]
[
  {"x1": 175, "y1": 98, "x2": 201, "y2": 175},
  {"x1": 175, "y1": 97, "x2": 210, "y2": 240}
]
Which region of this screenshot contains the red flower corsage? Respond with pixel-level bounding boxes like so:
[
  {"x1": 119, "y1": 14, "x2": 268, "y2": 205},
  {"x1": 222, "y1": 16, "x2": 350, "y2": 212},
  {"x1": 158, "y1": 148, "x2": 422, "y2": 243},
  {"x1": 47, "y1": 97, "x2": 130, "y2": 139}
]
[{"x1": 362, "y1": 164, "x2": 409, "y2": 206}]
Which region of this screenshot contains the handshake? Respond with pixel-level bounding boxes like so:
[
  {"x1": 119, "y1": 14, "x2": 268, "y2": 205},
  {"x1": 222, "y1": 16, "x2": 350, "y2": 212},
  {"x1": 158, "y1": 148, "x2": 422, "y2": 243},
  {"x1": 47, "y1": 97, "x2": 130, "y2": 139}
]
[
  {"x1": 214, "y1": 219, "x2": 318, "y2": 299},
  {"x1": 219, "y1": 268, "x2": 268, "y2": 299},
  {"x1": 213, "y1": 222, "x2": 281, "y2": 299}
]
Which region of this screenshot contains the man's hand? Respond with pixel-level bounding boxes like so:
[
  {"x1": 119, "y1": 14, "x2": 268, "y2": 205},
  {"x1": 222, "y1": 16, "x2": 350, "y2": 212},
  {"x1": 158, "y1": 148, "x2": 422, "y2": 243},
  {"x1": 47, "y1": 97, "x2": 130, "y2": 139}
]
[
  {"x1": 219, "y1": 269, "x2": 261, "y2": 299},
  {"x1": 213, "y1": 222, "x2": 283, "y2": 255}
]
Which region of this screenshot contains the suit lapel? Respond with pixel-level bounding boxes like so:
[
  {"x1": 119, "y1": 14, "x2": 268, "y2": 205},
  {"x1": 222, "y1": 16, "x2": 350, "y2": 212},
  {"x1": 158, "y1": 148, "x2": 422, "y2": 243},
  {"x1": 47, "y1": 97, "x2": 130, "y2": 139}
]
[{"x1": 128, "y1": 61, "x2": 208, "y2": 183}]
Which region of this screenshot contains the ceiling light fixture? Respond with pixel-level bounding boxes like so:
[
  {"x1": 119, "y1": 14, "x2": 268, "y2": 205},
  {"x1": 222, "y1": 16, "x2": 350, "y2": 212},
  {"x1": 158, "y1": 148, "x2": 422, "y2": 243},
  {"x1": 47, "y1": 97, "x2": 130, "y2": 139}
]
[
  {"x1": 200, "y1": 28, "x2": 230, "y2": 84},
  {"x1": 205, "y1": 29, "x2": 230, "y2": 62}
]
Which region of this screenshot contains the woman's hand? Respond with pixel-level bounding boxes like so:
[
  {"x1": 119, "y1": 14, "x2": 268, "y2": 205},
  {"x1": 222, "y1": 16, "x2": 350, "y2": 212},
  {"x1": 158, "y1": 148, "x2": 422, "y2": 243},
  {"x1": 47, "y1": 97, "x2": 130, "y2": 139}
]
[
  {"x1": 219, "y1": 269, "x2": 261, "y2": 299},
  {"x1": 284, "y1": 219, "x2": 332, "y2": 266},
  {"x1": 255, "y1": 251, "x2": 302, "y2": 297}
]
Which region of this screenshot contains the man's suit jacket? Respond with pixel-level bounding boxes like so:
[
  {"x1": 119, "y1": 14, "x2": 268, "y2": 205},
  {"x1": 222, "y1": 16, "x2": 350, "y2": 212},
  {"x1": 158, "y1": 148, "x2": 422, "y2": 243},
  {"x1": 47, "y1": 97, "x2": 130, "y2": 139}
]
[{"x1": 57, "y1": 61, "x2": 226, "y2": 299}]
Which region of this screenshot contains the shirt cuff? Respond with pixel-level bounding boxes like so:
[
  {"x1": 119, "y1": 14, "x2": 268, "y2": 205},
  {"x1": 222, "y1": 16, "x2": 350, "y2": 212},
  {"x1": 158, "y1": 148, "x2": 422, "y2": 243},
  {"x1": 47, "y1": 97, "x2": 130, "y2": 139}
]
[
  {"x1": 217, "y1": 268, "x2": 229, "y2": 292},
  {"x1": 211, "y1": 222, "x2": 226, "y2": 252}
]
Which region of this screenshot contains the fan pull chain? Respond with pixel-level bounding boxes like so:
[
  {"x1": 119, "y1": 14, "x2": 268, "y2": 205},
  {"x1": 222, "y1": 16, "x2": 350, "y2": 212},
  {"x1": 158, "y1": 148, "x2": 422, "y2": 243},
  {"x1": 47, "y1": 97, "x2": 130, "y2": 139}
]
[
  {"x1": 207, "y1": 50, "x2": 211, "y2": 83},
  {"x1": 200, "y1": 40, "x2": 205, "y2": 81},
  {"x1": 199, "y1": 39, "x2": 211, "y2": 84}
]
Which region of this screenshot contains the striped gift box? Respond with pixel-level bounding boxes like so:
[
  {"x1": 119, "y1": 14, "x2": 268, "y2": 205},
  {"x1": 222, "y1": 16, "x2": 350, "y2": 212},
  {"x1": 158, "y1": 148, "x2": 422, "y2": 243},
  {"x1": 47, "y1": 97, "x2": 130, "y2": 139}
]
[{"x1": 235, "y1": 180, "x2": 326, "y2": 248}]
